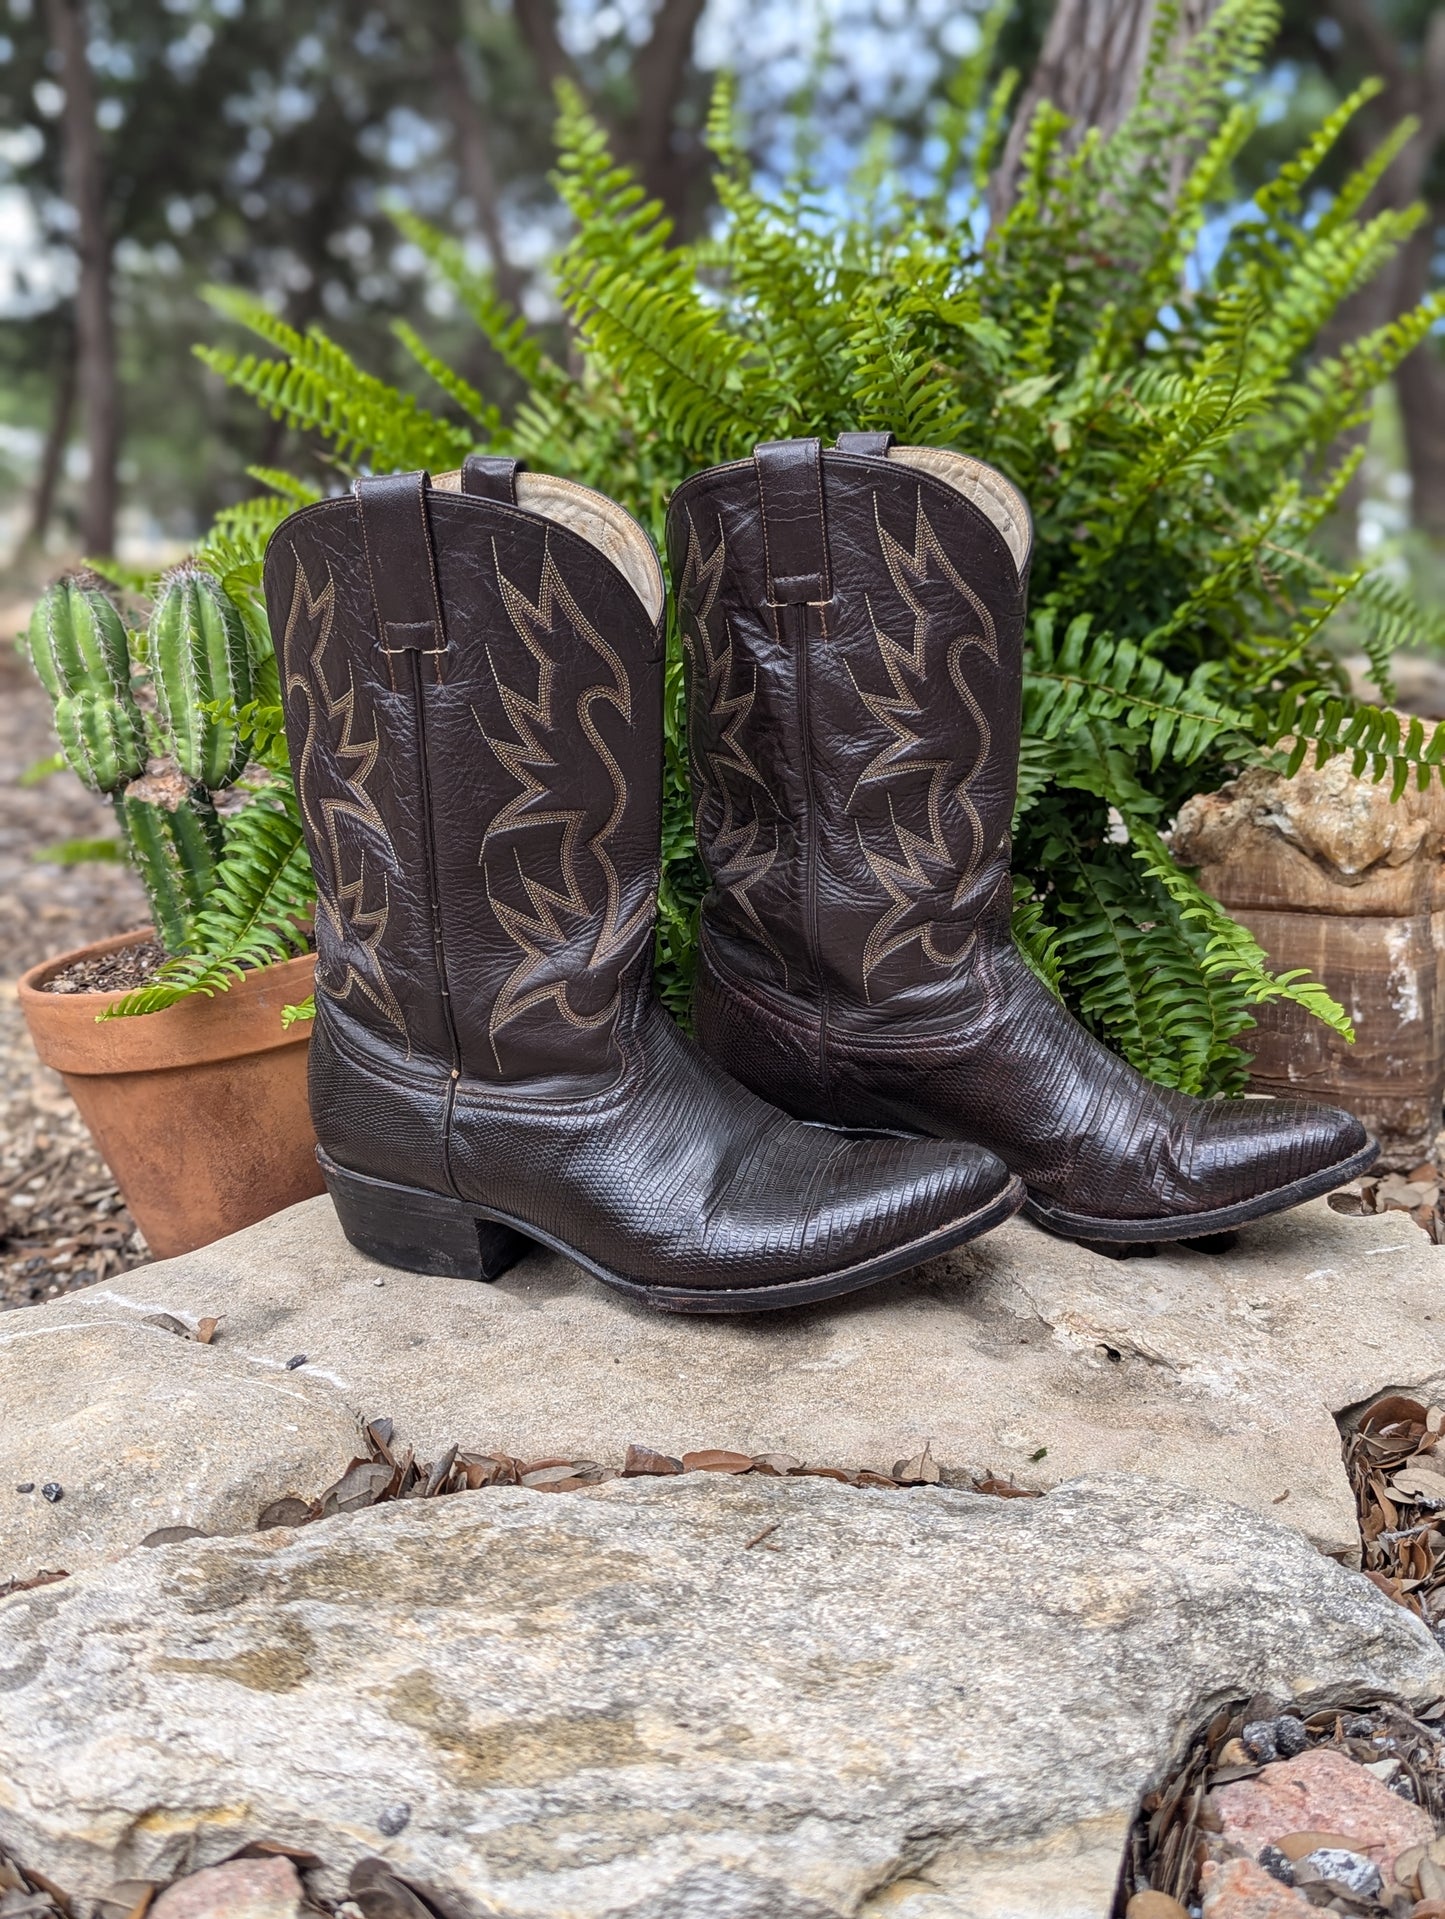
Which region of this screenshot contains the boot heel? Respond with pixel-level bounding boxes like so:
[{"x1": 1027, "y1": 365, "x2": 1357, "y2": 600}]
[{"x1": 318, "y1": 1152, "x2": 531, "y2": 1282}]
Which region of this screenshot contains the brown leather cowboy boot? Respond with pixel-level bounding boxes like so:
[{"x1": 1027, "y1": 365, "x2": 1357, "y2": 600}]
[
  {"x1": 666, "y1": 434, "x2": 1376, "y2": 1246},
  {"x1": 262, "y1": 457, "x2": 1021, "y2": 1311}
]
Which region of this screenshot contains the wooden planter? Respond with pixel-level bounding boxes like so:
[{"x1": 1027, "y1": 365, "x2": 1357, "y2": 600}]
[
  {"x1": 17, "y1": 929, "x2": 322, "y2": 1258},
  {"x1": 1174, "y1": 753, "x2": 1445, "y2": 1169}
]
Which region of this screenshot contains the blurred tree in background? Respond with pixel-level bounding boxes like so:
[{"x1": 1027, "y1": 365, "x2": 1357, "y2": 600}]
[{"x1": 0, "y1": 0, "x2": 1440, "y2": 592}]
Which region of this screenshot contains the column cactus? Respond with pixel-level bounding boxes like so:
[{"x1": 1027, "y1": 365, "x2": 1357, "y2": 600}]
[
  {"x1": 148, "y1": 562, "x2": 254, "y2": 788},
  {"x1": 26, "y1": 573, "x2": 146, "y2": 797},
  {"x1": 25, "y1": 572, "x2": 232, "y2": 956}
]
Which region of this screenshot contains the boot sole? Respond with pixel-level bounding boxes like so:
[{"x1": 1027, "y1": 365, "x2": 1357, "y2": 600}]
[
  {"x1": 1021, "y1": 1135, "x2": 1380, "y2": 1248},
  {"x1": 317, "y1": 1149, "x2": 1026, "y2": 1314}
]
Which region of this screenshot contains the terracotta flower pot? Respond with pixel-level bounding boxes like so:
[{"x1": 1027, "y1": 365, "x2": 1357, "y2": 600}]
[{"x1": 17, "y1": 929, "x2": 322, "y2": 1259}]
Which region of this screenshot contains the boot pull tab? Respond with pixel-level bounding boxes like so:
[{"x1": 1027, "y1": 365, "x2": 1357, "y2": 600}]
[
  {"x1": 354, "y1": 470, "x2": 448, "y2": 684},
  {"x1": 462, "y1": 454, "x2": 526, "y2": 503},
  {"x1": 754, "y1": 439, "x2": 831, "y2": 626},
  {"x1": 834, "y1": 431, "x2": 896, "y2": 457}
]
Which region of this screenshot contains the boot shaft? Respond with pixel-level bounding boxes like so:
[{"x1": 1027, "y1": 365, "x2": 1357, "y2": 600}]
[
  {"x1": 264, "y1": 461, "x2": 665, "y2": 1084},
  {"x1": 666, "y1": 436, "x2": 1032, "y2": 1015}
]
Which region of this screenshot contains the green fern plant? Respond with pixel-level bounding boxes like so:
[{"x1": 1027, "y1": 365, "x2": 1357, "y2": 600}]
[{"x1": 116, "y1": 0, "x2": 1445, "y2": 1088}]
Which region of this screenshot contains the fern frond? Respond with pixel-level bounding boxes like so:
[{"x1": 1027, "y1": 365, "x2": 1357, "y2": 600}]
[{"x1": 103, "y1": 787, "x2": 313, "y2": 1018}]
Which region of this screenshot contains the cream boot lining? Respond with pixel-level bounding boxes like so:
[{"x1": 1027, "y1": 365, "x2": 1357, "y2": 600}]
[
  {"x1": 887, "y1": 447, "x2": 1031, "y2": 573},
  {"x1": 432, "y1": 468, "x2": 664, "y2": 622}
]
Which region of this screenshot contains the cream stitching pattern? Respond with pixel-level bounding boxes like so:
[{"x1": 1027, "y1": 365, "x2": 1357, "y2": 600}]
[
  {"x1": 678, "y1": 513, "x2": 789, "y2": 984},
  {"x1": 413, "y1": 472, "x2": 447, "y2": 687},
  {"x1": 283, "y1": 551, "x2": 406, "y2": 1034},
  {"x1": 477, "y1": 535, "x2": 654, "y2": 1068},
  {"x1": 849, "y1": 493, "x2": 999, "y2": 992}
]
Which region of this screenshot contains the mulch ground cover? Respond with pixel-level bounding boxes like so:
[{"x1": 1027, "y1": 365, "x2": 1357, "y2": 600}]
[{"x1": 0, "y1": 621, "x2": 151, "y2": 1309}]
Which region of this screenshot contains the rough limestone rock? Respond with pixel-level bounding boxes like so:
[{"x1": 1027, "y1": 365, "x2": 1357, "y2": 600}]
[
  {"x1": 1173, "y1": 756, "x2": 1445, "y2": 916},
  {"x1": 1, "y1": 1473, "x2": 1440, "y2": 1919},
  {"x1": 13, "y1": 1194, "x2": 1445, "y2": 1569},
  {"x1": 0, "y1": 1314, "x2": 363, "y2": 1580}
]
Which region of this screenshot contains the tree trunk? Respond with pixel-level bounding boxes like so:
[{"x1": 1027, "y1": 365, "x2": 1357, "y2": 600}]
[
  {"x1": 620, "y1": 0, "x2": 709, "y2": 220},
  {"x1": 993, "y1": 0, "x2": 1222, "y2": 216},
  {"x1": 431, "y1": 35, "x2": 526, "y2": 312},
  {"x1": 513, "y1": 0, "x2": 707, "y2": 225},
  {"x1": 46, "y1": 0, "x2": 117, "y2": 557},
  {"x1": 1311, "y1": 0, "x2": 1445, "y2": 552},
  {"x1": 23, "y1": 322, "x2": 76, "y2": 552},
  {"x1": 1397, "y1": 319, "x2": 1445, "y2": 544}
]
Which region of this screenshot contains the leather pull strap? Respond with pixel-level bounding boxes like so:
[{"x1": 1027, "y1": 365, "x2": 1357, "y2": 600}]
[
  {"x1": 462, "y1": 453, "x2": 525, "y2": 503},
  {"x1": 834, "y1": 431, "x2": 896, "y2": 456},
  {"x1": 755, "y1": 438, "x2": 831, "y2": 605},
  {"x1": 355, "y1": 471, "x2": 447, "y2": 674}
]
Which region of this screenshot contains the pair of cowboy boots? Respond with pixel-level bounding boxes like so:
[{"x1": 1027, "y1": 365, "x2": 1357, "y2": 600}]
[{"x1": 262, "y1": 441, "x2": 1373, "y2": 1314}]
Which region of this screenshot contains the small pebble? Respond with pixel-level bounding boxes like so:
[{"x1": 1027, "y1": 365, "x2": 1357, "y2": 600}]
[
  {"x1": 373, "y1": 1278, "x2": 384, "y2": 1287},
  {"x1": 1273, "y1": 1715, "x2": 1309, "y2": 1758},
  {"x1": 377, "y1": 1802, "x2": 411, "y2": 1836},
  {"x1": 1256, "y1": 1844, "x2": 1294, "y2": 1885},
  {"x1": 284, "y1": 1354, "x2": 307, "y2": 1370},
  {"x1": 1242, "y1": 1719, "x2": 1279, "y2": 1763},
  {"x1": 1292, "y1": 1847, "x2": 1381, "y2": 1897},
  {"x1": 15, "y1": 1483, "x2": 33, "y2": 1494},
  {"x1": 40, "y1": 1483, "x2": 62, "y2": 1503}
]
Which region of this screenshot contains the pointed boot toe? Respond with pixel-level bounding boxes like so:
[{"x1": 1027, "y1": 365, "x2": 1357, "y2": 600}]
[
  {"x1": 799, "y1": 1132, "x2": 1022, "y2": 1280},
  {"x1": 1021, "y1": 1093, "x2": 1377, "y2": 1244},
  {"x1": 266, "y1": 457, "x2": 1021, "y2": 1315},
  {"x1": 1190, "y1": 1099, "x2": 1374, "y2": 1211},
  {"x1": 670, "y1": 435, "x2": 1378, "y2": 1248}
]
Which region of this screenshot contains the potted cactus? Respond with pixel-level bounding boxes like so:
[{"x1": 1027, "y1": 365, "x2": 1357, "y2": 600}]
[{"x1": 15, "y1": 567, "x2": 322, "y2": 1259}]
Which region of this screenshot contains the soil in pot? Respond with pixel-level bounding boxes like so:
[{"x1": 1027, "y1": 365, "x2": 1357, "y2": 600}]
[
  {"x1": 18, "y1": 930, "x2": 322, "y2": 1260},
  {"x1": 40, "y1": 939, "x2": 167, "y2": 996}
]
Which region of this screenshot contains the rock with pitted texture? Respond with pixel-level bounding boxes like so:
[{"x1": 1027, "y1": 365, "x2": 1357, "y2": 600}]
[
  {"x1": 14, "y1": 1191, "x2": 1445, "y2": 1568},
  {"x1": 0, "y1": 1312, "x2": 362, "y2": 1581},
  {"x1": 0, "y1": 1472, "x2": 1440, "y2": 1919}
]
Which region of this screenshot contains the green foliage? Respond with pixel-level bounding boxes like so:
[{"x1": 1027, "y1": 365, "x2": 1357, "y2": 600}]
[
  {"x1": 25, "y1": 577, "x2": 146, "y2": 795},
  {"x1": 31, "y1": 836, "x2": 125, "y2": 866},
  {"x1": 19, "y1": 551, "x2": 304, "y2": 985},
  {"x1": 103, "y1": 788, "x2": 312, "y2": 1018},
  {"x1": 117, "y1": 789, "x2": 224, "y2": 956},
  {"x1": 166, "y1": 0, "x2": 1444, "y2": 1085},
  {"x1": 148, "y1": 563, "x2": 255, "y2": 788}
]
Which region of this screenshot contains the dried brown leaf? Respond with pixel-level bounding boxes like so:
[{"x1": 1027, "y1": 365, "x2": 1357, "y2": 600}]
[
  {"x1": 893, "y1": 1442, "x2": 941, "y2": 1485},
  {"x1": 749, "y1": 1453, "x2": 802, "y2": 1477},
  {"x1": 348, "y1": 1860, "x2": 437, "y2": 1919},
  {"x1": 256, "y1": 1496, "x2": 316, "y2": 1531},
  {"x1": 318, "y1": 1459, "x2": 393, "y2": 1517},
  {"x1": 680, "y1": 1450, "x2": 753, "y2": 1474},
  {"x1": 1393, "y1": 1465, "x2": 1445, "y2": 1504},
  {"x1": 519, "y1": 1465, "x2": 590, "y2": 1491},
  {"x1": 142, "y1": 1312, "x2": 190, "y2": 1339},
  {"x1": 622, "y1": 1445, "x2": 683, "y2": 1477},
  {"x1": 423, "y1": 1446, "x2": 459, "y2": 1498},
  {"x1": 0, "y1": 1569, "x2": 67, "y2": 1598},
  {"x1": 457, "y1": 1453, "x2": 518, "y2": 1489}
]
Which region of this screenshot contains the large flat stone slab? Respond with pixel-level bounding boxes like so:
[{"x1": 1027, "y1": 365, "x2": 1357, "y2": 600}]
[
  {"x1": 0, "y1": 1473, "x2": 1438, "y2": 1919},
  {"x1": 0, "y1": 1315, "x2": 363, "y2": 1580},
  {"x1": 13, "y1": 1194, "x2": 1444, "y2": 1566}
]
